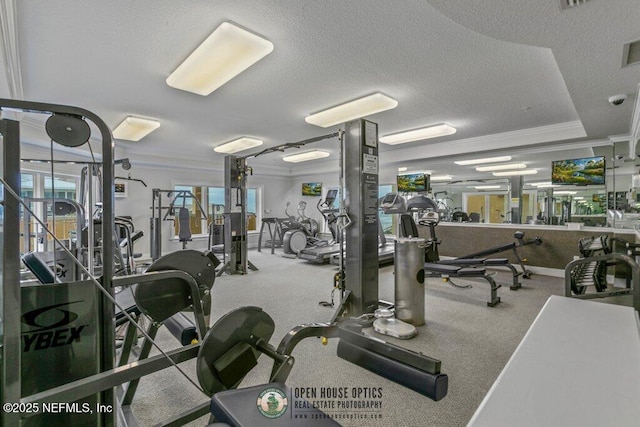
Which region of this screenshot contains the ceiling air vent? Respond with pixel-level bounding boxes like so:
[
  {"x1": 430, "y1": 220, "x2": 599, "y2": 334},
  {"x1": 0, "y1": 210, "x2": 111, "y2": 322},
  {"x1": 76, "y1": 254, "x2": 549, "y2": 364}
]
[
  {"x1": 623, "y1": 40, "x2": 640, "y2": 67},
  {"x1": 560, "y1": 0, "x2": 589, "y2": 9}
]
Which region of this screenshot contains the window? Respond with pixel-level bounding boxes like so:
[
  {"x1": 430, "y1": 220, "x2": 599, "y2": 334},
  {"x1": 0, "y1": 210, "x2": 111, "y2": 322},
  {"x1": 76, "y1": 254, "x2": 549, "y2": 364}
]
[
  {"x1": 172, "y1": 185, "x2": 204, "y2": 236},
  {"x1": 207, "y1": 187, "x2": 225, "y2": 225},
  {"x1": 379, "y1": 184, "x2": 395, "y2": 234},
  {"x1": 246, "y1": 188, "x2": 258, "y2": 231},
  {"x1": 44, "y1": 175, "x2": 77, "y2": 200},
  {"x1": 175, "y1": 184, "x2": 262, "y2": 238},
  {"x1": 21, "y1": 173, "x2": 34, "y2": 199},
  {"x1": 20, "y1": 172, "x2": 79, "y2": 252}
]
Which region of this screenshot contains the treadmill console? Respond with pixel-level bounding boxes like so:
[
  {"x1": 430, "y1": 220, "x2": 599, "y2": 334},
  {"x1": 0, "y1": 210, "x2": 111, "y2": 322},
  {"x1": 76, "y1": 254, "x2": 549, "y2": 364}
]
[
  {"x1": 380, "y1": 193, "x2": 397, "y2": 207},
  {"x1": 326, "y1": 189, "x2": 338, "y2": 205},
  {"x1": 380, "y1": 193, "x2": 406, "y2": 214}
]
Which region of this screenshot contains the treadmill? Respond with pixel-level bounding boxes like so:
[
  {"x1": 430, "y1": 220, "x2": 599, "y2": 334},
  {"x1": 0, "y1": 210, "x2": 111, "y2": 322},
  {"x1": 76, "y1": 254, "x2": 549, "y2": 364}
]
[{"x1": 298, "y1": 189, "x2": 343, "y2": 264}]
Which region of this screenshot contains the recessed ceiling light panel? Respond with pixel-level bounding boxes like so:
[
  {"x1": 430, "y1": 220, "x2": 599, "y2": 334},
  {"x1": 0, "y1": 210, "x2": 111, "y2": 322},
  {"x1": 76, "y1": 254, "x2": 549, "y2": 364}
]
[
  {"x1": 530, "y1": 183, "x2": 560, "y2": 188},
  {"x1": 430, "y1": 175, "x2": 453, "y2": 181},
  {"x1": 166, "y1": 22, "x2": 274, "y2": 96},
  {"x1": 283, "y1": 150, "x2": 330, "y2": 163},
  {"x1": 454, "y1": 156, "x2": 512, "y2": 166},
  {"x1": 305, "y1": 93, "x2": 398, "y2": 128},
  {"x1": 492, "y1": 169, "x2": 538, "y2": 176},
  {"x1": 112, "y1": 116, "x2": 161, "y2": 141},
  {"x1": 214, "y1": 137, "x2": 263, "y2": 154},
  {"x1": 475, "y1": 163, "x2": 526, "y2": 172},
  {"x1": 380, "y1": 124, "x2": 456, "y2": 145}
]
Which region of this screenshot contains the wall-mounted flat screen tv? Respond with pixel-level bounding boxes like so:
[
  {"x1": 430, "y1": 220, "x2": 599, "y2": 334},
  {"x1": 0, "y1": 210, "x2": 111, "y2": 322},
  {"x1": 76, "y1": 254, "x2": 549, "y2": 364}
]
[
  {"x1": 551, "y1": 156, "x2": 605, "y2": 185},
  {"x1": 302, "y1": 182, "x2": 322, "y2": 196},
  {"x1": 397, "y1": 173, "x2": 429, "y2": 193}
]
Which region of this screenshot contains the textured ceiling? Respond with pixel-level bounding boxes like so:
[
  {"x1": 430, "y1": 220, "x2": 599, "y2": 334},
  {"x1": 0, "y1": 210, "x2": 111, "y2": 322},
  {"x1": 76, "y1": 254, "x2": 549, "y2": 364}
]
[{"x1": 2, "y1": 0, "x2": 639, "y2": 180}]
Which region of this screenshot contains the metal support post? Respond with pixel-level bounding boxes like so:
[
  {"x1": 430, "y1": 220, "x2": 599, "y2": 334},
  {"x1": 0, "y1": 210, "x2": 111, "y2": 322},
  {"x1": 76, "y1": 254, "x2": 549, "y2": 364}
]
[
  {"x1": 220, "y1": 155, "x2": 257, "y2": 275},
  {"x1": 1, "y1": 118, "x2": 23, "y2": 427},
  {"x1": 344, "y1": 119, "x2": 380, "y2": 315},
  {"x1": 509, "y1": 176, "x2": 523, "y2": 224}
]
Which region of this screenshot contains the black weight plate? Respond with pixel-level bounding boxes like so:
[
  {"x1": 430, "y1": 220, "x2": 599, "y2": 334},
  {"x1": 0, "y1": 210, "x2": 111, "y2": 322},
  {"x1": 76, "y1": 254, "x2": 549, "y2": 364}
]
[{"x1": 196, "y1": 306, "x2": 275, "y2": 396}]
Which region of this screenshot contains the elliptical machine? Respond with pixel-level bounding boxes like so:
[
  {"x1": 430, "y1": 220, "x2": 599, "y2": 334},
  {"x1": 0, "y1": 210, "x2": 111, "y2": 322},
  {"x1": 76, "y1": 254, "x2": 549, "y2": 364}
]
[
  {"x1": 281, "y1": 201, "x2": 320, "y2": 254},
  {"x1": 317, "y1": 189, "x2": 340, "y2": 245}
]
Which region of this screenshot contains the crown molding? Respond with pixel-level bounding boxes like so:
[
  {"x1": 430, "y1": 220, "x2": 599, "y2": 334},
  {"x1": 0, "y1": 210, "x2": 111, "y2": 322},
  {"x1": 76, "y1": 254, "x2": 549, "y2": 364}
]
[
  {"x1": 0, "y1": 0, "x2": 24, "y2": 100},
  {"x1": 628, "y1": 83, "x2": 640, "y2": 158}
]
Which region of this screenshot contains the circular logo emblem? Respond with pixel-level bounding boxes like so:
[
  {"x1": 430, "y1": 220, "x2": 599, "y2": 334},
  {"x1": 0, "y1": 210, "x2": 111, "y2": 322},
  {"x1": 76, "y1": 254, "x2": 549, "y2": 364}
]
[{"x1": 256, "y1": 387, "x2": 288, "y2": 419}]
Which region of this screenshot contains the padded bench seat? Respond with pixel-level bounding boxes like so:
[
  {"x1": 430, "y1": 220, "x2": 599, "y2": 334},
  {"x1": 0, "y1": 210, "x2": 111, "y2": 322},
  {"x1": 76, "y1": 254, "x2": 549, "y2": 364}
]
[
  {"x1": 439, "y1": 258, "x2": 509, "y2": 266},
  {"x1": 480, "y1": 258, "x2": 509, "y2": 266},
  {"x1": 438, "y1": 257, "x2": 520, "y2": 290},
  {"x1": 423, "y1": 263, "x2": 501, "y2": 306},
  {"x1": 22, "y1": 251, "x2": 59, "y2": 284},
  {"x1": 424, "y1": 263, "x2": 486, "y2": 276}
]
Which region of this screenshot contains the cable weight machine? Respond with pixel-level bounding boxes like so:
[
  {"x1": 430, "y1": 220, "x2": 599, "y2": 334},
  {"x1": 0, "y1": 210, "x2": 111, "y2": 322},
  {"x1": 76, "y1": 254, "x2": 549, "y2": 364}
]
[
  {"x1": 150, "y1": 188, "x2": 208, "y2": 260},
  {"x1": 218, "y1": 132, "x2": 340, "y2": 275}
]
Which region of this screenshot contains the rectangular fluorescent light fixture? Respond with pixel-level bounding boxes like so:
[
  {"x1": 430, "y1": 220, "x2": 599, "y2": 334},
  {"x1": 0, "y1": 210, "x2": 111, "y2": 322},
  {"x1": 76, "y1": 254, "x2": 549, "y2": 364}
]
[
  {"x1": 573, "y1": 196, "x2": 585, "y2": 200},
  {"x1": 492, "y1": 170, "x2": 538, "y2": 176},
  {"x1": 476, "y1": 163, "x2": 526, "y2": 172},
  {"x1": 473, "y1": 185, "x2": 501, "y2": 189},
  {"x1": 214, "y1": 137, "x2": 263, "y2": 154},
  {"x1": 529, "y1": 181, "x2": 552, "y2": 186},
  {"x1": 430, "y1": 175, "x2": 453, "y2": 181},
  {"x1": 454, "y1": 156, "x2": 512, "y2": 166},
  {"x1": 112, "y1": 116, "x2": 161, "y2": 141},
  {"x1": 397, "y1": 167, "x2": 408, "y2": 172},
  {"x1": 380, "y1": 124, "x2": 456, "y2": 145},
  {"x1": 166, "y1": 22, "x2": 273, "y2": 96},
  {"x1": 554, "y1": 191, "x2": 577, "y2": 195},
  {"x1": 283, "y1": 150, "x2": 330, "y2": 163},
  {"x1": 305, "y1": 93, "x2": 398, "y2": 128}
]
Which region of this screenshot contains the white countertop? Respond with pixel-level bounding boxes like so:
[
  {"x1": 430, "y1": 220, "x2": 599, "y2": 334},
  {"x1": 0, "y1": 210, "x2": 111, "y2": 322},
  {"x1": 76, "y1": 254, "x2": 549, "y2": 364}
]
[
  {"x1": 468, "y1": 296, "x2": 640, "y2": 427},
  {"x1": 435, "y1": 221, "x2": 638, "y2": 235}
]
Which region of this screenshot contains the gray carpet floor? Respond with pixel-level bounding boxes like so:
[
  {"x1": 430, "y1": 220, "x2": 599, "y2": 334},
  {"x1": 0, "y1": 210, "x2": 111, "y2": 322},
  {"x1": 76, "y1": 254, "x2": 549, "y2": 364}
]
[{"x1": 129, "y1": 249, "x2": 566, "y2": 426}]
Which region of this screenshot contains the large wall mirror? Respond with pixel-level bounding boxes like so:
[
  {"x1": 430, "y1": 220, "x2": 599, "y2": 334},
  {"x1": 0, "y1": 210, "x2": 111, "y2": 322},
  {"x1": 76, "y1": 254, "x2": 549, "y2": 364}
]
[{"x1": 397, "y1": 141, "x2": 640, "y2": 229}]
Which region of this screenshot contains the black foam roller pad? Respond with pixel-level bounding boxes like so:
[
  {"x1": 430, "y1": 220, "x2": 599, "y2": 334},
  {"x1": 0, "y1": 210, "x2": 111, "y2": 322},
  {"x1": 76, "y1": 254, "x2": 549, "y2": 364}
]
[
  {"x1": 164, "y1": 312, "x2": 198, "y2": 346},
  {"x1": 337, "y1": 341, "x2": 448, "y2": 401}
]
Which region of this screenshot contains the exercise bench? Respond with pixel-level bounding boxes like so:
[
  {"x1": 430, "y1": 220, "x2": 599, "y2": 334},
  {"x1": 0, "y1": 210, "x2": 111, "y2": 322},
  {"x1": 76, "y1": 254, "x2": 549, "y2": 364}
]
[
  {"x1": 402, "y1": 214, "x2": 522, "y2": 290},
  {"x1": 423, "y1": 262, "x2": 502, "y2": 307}
]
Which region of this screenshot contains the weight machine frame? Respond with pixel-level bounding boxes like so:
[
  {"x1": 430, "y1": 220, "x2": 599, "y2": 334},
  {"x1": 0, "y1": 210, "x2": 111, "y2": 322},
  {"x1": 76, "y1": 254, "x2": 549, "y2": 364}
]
[
  {"x1": 218, "y1": 132, "x2": 340, "y2": 275},
  {"x1": 0, "y1": 98, "x2": 116, "y2": 426}
]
